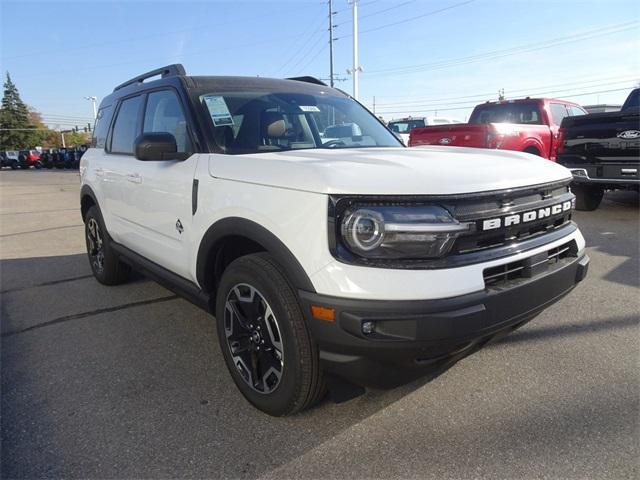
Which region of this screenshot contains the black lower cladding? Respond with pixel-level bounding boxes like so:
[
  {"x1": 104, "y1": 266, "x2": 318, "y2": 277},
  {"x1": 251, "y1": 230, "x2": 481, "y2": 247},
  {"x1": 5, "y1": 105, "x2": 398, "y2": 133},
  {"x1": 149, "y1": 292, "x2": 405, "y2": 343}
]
[{"x1": 298, "y1": 252, "x2": 589, "y2": 389}]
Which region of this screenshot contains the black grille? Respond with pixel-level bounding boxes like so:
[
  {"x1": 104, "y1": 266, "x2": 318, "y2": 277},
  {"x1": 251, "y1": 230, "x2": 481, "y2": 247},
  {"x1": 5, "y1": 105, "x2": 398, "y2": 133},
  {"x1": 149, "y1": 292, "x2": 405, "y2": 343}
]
[
  {"x1": 449, "y1": 183, "x2": 574, "y2": 255},
  {"x1": 483, "y1": 240, "x2": 577, "y2": 288}
]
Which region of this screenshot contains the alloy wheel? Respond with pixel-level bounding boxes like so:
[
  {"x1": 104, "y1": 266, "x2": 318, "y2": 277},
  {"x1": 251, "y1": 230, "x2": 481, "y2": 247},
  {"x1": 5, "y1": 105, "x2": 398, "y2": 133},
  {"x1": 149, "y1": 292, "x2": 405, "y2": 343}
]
[
  {"x1": 224, "y1": 283, "x2": 284, "y2": 394},
  {"x1": 86, "y1": 218, "x2": 105, "y2": 274}
]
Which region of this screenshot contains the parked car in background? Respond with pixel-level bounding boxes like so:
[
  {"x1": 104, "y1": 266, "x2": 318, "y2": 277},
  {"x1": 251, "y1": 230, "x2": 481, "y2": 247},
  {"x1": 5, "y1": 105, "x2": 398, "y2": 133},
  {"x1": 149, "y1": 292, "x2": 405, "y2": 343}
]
[
  {"x1": 388, "y1": 116, "x2": 458, "y2": 145},
  {"x1": 2, "y1": 151, "x2": 20, "y2": 169},
  {"x1": 18, "y1": 150, "x2": 42, "y2": 169},
  {"x1": 556, "y1": 88, "x2": 640, "y2": 210},
  {"x1": 409, "y1": 98, "x2": 587, "y2": 160},
  {"x1": 39, "y1": 149, "x2": 54, "y2": 168},
  {"x1": 582, "y1": 104, "x2": 621, "y2": 114}
]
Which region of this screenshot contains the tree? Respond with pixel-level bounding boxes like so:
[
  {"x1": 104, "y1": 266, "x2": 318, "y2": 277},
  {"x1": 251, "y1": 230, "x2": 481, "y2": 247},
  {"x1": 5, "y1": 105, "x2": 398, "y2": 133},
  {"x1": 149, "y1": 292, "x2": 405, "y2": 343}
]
[{"x1": 0, "y1": 73, "x2": 43, "y2": 150}]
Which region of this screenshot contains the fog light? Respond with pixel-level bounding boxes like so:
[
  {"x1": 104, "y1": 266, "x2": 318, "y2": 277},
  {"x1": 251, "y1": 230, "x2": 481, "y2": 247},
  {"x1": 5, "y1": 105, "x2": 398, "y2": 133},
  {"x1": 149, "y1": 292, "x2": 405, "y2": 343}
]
[{"x1": 361, "y1": 321, "x2": 375, "y2": 334}]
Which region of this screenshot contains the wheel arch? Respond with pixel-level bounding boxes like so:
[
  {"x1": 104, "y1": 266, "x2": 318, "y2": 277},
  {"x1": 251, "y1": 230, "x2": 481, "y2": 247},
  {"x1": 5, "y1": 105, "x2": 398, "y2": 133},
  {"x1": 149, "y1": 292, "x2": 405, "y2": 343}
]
[
  {"x1": 196, "y1": 217, "x2": 316, "y2": 299},
  {"x1": 80, "y1": 184, "x2": 98, "y2": 222},
  {"x1": 522, "y1": 139, "x2": 544, "y2": 157}
]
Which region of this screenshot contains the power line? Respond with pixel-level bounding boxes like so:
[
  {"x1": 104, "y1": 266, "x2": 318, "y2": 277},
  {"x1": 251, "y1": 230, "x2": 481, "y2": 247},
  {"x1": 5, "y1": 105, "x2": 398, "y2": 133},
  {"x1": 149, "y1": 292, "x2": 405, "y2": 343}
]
[
  {"x1": 2, "y1": 6, "x2": 327, "y2": 62},
  {"x1": 360, "y1": 0, "x2": 418, "y2": 20},
  {"x1": 273, "y1": 16, "x2": 328, "y2": 75},
  {"x1": 374, "y1": 77, "x2": 639, "y2": 108},
  {"x1": 295, "y1": 44, "x2": 329, "y2": 76},
  {"x1": 339, "y1": 0, "x2": 475, "y2": 39},
  {"x1": 373, "y1": 74, "x2": 639, "y2": 101},
  {"x1": 365, "y1": 21, "x2": 639, "y2": 77},
  {"x1": 372, "y1": 87, "x2": 633, "y2": 115}
]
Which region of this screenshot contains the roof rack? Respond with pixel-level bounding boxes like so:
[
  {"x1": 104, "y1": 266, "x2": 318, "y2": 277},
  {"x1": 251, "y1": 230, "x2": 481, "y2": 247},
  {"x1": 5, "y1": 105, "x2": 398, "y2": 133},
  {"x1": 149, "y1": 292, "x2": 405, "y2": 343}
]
[
  {"x1": 114, "y1": 64, "x2": 186, "y2": 92},
  {"x1": 286, "y1": 76, "x2": 327, "y2": 86}
]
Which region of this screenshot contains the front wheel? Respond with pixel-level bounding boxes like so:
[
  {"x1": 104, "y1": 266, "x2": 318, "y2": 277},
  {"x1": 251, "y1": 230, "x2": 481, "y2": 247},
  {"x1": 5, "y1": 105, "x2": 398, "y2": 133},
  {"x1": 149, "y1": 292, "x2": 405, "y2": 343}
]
[
  {"x1": 572, "y1": 184, "x2": 604, "y2": 211},
  {"x1": 215, "y1": 253, "x2": 325, "y2": 416}
]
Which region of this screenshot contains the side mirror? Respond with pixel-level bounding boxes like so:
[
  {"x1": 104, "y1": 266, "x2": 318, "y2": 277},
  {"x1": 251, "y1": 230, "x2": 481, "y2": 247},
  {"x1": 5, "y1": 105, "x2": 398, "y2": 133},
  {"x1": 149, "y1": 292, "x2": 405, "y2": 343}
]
[{"x1": 134, "y1": 132, "x2": 188, "y2": 161}]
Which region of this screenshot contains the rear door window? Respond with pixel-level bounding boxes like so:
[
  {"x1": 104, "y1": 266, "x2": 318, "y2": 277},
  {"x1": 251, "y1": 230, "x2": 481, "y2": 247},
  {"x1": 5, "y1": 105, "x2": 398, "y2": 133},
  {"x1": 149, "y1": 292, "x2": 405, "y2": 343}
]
[
  {"x1": 549, "y1": 103, "x2": 570, "y2": 125},
  {"x1": 110, "y1": 96, "x2": 143, "y2": 154}
]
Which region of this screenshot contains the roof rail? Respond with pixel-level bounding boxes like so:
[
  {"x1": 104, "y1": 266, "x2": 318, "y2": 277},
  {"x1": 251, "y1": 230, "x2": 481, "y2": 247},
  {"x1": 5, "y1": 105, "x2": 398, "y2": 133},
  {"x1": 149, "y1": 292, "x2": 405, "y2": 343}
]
[
  {"x1": 114, "y1": 64, "x2": 186, "y2": 92},
  {"x1": 286, "y1": 76, "x2": 327, "y2": 86}
]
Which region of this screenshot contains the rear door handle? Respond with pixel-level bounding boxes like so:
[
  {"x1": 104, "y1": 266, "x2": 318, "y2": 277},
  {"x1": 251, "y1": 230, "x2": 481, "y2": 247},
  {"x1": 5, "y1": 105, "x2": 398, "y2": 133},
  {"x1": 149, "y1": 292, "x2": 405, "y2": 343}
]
[{"x1": 127, "y1": 173, "x2": 142, "y2": 184}]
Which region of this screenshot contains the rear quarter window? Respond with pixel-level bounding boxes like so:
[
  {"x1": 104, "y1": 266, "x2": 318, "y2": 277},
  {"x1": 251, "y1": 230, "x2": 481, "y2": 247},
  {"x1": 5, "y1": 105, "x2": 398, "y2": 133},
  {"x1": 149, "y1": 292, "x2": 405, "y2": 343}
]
[
  {"x1": 91, "y1": 105, "x2": 114, "y2": 149},
  {"x1": 109, "y1": 96, "x2": 143, "y2": 154}
]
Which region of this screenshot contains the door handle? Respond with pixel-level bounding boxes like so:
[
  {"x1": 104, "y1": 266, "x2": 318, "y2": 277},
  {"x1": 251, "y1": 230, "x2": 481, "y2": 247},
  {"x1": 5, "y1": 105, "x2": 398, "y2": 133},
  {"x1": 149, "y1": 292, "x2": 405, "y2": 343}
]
[{"x1": 127, "y1": 173, "x2": 142, "y2": 184}]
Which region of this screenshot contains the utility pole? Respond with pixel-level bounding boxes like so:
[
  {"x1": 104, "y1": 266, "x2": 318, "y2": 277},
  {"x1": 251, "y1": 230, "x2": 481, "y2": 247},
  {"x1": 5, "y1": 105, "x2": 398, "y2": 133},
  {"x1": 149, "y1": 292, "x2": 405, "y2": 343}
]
[
  {"x1": 85, "y1": 96, "x2": 98, "y2": 119},
  {"x1": 328, "y1": 0, "x2": 335, "y2": 87},
  {"x1": 61, "y1": 131, "x2": 66, "y2": 148},
  {"x1": 347, "y1": 0, "x2": 362, "y2": 100},
  {"x1": 373, "y1": 96, "x2": 376, "y2": 114}
]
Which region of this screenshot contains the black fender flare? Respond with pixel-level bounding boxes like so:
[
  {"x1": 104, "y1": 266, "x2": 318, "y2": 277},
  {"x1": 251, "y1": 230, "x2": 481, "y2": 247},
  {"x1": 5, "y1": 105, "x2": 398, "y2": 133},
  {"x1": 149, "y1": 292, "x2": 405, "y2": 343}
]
[
  {"x1": 196, "y1": 217, "x2": 316, "y2": 294},
  {"x1": 80, "y1": 184, "x2": 99, "y2": 221}
]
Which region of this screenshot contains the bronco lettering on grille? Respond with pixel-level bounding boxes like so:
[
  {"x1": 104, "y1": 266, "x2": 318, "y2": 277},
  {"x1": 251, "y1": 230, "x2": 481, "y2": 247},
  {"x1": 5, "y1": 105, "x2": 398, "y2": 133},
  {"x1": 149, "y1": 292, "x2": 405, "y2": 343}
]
[{"x1": 481, "y1": 200, "x2": 574, "y2": 231}]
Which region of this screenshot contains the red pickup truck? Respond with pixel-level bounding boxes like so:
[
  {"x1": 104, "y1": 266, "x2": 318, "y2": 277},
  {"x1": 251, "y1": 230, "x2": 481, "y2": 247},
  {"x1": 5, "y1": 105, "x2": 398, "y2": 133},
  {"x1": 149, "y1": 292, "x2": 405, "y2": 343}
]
[{"x1": 409, "y1": 98, "x2": 587, "y2": 160}]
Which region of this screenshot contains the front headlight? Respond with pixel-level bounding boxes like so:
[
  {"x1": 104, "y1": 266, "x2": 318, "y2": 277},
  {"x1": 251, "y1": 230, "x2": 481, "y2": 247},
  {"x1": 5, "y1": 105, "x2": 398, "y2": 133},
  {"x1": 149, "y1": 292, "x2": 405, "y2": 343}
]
[{"x1": 339, "y1": 205, "x2": 472, "y2": 259}]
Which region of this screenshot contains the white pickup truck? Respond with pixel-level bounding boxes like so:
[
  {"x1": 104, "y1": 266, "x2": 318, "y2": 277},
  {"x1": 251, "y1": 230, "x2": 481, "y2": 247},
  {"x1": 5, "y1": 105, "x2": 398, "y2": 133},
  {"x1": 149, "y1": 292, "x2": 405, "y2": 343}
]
[{"x1": 80, "y1": 65, "x2": 589, "y2": 416}]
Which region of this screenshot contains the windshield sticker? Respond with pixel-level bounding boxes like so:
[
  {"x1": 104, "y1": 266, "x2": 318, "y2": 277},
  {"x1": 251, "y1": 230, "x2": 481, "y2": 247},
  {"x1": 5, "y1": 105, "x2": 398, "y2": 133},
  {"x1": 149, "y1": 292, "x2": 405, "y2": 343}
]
[
  {"x1": 299, "y1": 105, "x2": 320, "y2": 112},
  {"x1": 203, "y1": 95, "x2": 234, "y2": 127}
]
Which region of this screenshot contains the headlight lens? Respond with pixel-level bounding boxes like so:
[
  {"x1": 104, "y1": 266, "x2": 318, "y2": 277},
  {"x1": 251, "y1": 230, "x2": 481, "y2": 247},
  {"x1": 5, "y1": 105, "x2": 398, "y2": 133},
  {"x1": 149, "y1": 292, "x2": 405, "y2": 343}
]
[{"x1": 339, "y1": 205, "x2": 471, "y2": 259}]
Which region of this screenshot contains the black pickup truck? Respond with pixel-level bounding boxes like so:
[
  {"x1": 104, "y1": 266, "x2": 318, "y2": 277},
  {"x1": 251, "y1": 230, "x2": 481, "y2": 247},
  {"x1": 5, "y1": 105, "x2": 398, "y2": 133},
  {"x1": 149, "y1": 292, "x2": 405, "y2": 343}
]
[{"x1": 557, "y1": 88, "x2": 639, "y2": 210}]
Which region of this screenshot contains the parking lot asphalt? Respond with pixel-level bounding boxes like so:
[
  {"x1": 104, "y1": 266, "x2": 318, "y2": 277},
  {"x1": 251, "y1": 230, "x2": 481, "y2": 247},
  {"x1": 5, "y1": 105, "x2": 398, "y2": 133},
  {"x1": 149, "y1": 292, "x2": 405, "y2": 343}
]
[{"x1": 1, "y1": 170, "x2": 638, "y2": 479}]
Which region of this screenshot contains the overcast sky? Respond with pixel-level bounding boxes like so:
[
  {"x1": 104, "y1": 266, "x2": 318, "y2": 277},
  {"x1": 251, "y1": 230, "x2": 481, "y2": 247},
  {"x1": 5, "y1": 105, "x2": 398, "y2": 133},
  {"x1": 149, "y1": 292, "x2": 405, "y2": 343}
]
[{"x1": 1, "y1": 0, "x2": 639, "y2": 127}]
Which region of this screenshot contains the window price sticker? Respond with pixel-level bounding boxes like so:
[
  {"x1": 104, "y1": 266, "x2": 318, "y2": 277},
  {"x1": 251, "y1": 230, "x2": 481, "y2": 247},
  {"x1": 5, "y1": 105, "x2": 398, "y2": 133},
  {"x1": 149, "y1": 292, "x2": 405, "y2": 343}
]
[{"x1": 203, "y1": 95, "x2": 234, "y2": 127}]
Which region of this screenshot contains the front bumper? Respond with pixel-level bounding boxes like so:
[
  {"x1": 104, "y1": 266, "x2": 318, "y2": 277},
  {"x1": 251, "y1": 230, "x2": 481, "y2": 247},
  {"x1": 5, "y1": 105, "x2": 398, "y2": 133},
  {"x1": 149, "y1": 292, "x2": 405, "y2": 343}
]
[{"x1": 299, "y1": 253, "x2": 589, "y2": 388}]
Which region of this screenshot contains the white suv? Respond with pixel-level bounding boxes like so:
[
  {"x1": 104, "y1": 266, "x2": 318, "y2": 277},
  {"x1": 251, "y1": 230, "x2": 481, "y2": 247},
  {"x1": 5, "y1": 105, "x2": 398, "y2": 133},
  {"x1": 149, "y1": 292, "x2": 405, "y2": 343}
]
[{"x1": 80, "y1": 65, "x2": 589, "y2": 416}]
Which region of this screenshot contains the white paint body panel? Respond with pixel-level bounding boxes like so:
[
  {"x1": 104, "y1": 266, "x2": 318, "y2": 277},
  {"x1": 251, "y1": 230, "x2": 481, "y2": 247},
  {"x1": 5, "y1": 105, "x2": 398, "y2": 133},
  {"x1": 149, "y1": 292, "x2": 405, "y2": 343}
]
[
  {"x1": 82, "y1": 146, "x2": 583, "y2": 302},
  {"x1": 206, "y1": 146, "x2": 572, "y2": 195}
]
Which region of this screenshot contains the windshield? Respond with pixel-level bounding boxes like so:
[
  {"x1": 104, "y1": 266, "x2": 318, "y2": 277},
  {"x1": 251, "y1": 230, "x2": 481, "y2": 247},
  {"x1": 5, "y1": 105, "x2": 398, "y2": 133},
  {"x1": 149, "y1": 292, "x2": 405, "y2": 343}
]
[
  {"x1": 470, "y1": 102, "x2": 542, "y2": 125},
  {"x1": 388, "y1": 119, "x2": 425, "y2": 133},
  {"x1": 199, "y1": 91, "x2": 401, "y2": 154}
]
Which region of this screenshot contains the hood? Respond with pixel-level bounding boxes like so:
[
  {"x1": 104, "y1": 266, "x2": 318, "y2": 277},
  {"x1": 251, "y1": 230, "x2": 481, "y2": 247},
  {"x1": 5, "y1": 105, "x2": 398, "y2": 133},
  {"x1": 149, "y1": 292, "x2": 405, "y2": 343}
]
[{"x1": 207, "y1": 146, "x2": 572, "y2": 195}]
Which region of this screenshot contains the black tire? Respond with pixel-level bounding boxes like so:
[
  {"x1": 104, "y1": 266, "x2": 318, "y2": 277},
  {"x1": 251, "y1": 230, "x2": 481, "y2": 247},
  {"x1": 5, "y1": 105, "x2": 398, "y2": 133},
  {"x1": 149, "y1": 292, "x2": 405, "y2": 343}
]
[
  {"x1": 572, "y1": 184, "x2": 604, "y2": 211},
  {"x1": 35, "y1": 161, "x2": 42, "y2": 169},
  {"x1": 215, "y1": 253, "x2": 325, "y2": 416},
  {"x1": 84, "y1": 205, "x2": 130, "y2": 285},
  {"x1": 10, "y1": 161, "x2": 17, "y2": 170}
]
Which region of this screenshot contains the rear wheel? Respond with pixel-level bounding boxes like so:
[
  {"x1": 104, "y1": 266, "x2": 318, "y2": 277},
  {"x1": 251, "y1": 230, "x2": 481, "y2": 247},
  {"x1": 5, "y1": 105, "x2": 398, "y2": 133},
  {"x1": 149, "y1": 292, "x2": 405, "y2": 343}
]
[
  {"x1": 84, "y1": 206, "x2": 130, "y2": 285},
  {"x1": 572, "y1": 184, "x2": 604, "y2": 211},
  {"x1": 10, "y1": 160, "x2": 17, "y2": 170},
  {"x1": 215, "y1": 253, "x2": 325, "y2": 416}
]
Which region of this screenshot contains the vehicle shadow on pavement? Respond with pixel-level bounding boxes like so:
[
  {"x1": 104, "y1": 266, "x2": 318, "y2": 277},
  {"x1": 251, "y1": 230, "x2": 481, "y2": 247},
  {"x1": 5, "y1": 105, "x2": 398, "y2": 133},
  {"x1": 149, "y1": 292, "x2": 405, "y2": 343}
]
[
  {"x1": 573, "y1": 191, "x2": 639, "y2": 289},
  {"x1": 0, "y1": 253, "x2": 439, "y2": 479},
  {"x1": 492, "y1": 314, "x2": 639, "y2": 347}
]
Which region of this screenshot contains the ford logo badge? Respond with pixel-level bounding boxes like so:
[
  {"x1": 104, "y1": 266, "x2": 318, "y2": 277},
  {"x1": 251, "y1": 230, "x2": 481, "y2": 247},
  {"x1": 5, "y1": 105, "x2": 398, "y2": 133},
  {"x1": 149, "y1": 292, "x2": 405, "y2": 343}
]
[
  {"x1": 439, "y1": 137, "x2": 452, "y2": 145},
  {"x1": 617, "y1": 130, "x2": 640, "y2": 139}
]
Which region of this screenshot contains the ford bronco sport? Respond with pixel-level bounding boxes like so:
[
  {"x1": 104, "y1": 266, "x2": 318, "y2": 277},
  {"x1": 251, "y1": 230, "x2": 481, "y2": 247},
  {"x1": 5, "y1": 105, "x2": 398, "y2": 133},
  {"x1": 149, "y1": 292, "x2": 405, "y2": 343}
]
[{"x1": 80, "y1": 65, "x2": 589, "y2": 416}]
